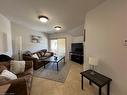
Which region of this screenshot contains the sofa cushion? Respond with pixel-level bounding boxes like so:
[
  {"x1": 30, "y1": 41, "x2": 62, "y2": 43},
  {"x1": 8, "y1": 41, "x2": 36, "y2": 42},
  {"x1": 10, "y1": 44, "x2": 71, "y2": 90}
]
[
  {"x1": 0, "y1": 69, "x2": 17, "y2": 80},
  {"x1": 10, "y1": 61, "x2": 26, "y2": 74},
  {"x1": 32, "y1": 54, "x2": 39, "y2": 59},
  {"x1": 44, "y1": 52, "x2": 52, "y2": 57},
  {"x1": 0, "y1": 76, "x2": 10, "y2": 84}
]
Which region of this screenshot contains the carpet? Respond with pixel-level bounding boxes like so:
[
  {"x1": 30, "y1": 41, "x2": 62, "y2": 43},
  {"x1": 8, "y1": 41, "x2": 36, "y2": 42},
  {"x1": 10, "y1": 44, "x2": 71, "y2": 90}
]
[{"x1": 33, "y1": 61, "x2": 71, "y2": 83}]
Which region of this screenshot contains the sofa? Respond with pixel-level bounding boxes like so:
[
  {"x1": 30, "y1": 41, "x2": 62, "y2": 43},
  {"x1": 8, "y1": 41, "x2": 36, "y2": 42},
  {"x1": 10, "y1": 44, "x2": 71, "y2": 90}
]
[
  {"x1": 0, "y1": 61, "x2": 33, "y2": 95},
  {"x1": 23, "y1": 49, "x2": 54, "y2": 70}
]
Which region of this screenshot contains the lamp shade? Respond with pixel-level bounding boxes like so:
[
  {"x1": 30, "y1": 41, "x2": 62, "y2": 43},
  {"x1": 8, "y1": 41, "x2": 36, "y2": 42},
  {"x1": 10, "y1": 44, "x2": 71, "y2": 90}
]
[{"x1": 89, "y1": 57, "x2": 98, "y2": 66}]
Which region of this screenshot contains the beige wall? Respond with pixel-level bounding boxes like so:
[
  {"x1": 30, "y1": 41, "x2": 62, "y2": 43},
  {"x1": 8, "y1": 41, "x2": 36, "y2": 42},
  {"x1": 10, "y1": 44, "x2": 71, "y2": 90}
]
[
  {"x1": 11, "y1": 22, "x2": 48, "y2": 59},
  {"x1": 85, "y1": 0, "x2": 127, "y2": 95},
  {"x1": 72, "y1": 36, "x2": 83, "y2": 43},
  {"x1": 0, "y1": 13, "x2": 12, "y2": 56}
]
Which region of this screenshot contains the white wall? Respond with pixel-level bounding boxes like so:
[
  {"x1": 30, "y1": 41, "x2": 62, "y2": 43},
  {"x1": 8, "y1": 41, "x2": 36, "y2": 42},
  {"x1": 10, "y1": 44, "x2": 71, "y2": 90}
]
[
  {"x1": 11, "y1": 22, "x2": 48, "y2": 59},
  {"x1": 85, "y1": 0, "x2": 127, "y2": 95},
  {"x1": 72, "y1": 36, "x2": 83, "y2": 43},
  {"x1": 0, "y1": 13, "x2": 12, "y2": 56}
]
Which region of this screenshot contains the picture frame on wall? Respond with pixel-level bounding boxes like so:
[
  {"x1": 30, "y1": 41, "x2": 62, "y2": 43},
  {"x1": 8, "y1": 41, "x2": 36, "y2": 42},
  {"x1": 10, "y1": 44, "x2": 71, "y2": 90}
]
[{"x1": 31, "y1": 35, "x2": 41, "y2": 43}]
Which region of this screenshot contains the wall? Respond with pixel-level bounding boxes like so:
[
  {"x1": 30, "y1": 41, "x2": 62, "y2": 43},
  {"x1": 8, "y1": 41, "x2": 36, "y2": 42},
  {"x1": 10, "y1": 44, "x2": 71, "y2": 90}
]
[
  {"x1": 0, "y1": 13, "x2": 12, "y2": 56},
  {"x1": 11, "y1": 22, "x2": 48, "y2": 59},
  {"x1": 72, "y1": 36, "x2": 83, "y2": 43},
  {"x1": 85, "y1": 0, "x2": 127, "y2": 95}
]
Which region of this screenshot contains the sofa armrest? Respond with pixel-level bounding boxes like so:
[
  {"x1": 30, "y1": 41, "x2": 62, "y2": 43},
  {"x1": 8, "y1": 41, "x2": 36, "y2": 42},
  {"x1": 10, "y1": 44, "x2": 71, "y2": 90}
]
[
  {"x1": 25, "y1": 61, "x2": 33, "y2": 70},
  {"x1": 0, "y1": 78, "x2": 28, "y2": 95}
]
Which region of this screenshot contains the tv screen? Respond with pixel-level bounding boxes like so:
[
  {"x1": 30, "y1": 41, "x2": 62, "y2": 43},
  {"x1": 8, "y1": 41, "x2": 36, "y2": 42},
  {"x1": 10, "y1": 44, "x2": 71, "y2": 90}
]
[{"x1": 71, "y1": 43, "x2": 83, "y2": 53}]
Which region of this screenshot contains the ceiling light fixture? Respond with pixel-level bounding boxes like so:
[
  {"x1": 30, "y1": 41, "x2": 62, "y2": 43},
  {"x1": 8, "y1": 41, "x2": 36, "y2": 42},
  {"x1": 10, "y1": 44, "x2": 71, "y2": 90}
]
[
  {"x1": 38, "y1": 15, "x2": 49, "y2": 23},
  {"x1": 54, "y1": 26, "x2": 62, "y2": 31}
]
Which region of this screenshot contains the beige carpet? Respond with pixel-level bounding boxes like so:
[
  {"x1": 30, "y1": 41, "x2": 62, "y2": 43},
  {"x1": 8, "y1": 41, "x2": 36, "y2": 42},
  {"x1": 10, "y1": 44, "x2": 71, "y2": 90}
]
[{"x1": 33, "y1": 61, "x2": 71, "y2": 83}]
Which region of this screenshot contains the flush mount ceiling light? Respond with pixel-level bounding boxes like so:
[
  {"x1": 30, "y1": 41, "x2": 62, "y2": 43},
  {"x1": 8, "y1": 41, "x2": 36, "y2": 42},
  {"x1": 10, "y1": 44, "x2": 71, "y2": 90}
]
[
  {"x1": 38, "y1": 15, "x2": 49, "y2": 23},
  {"x1": 54, "y1": 26, "x2": 62, "y2": 31}
]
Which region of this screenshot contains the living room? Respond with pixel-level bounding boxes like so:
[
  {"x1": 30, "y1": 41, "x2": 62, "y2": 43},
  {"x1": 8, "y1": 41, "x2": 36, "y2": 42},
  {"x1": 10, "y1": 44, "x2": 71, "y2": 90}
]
[{"x1": 0, "y1": 0, "x2": 127, "y2": 95}]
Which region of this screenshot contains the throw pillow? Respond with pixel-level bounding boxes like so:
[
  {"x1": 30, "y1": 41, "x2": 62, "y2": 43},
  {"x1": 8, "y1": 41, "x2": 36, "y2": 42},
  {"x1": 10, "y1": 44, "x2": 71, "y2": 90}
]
[
  {"x1": 0, "y1": 69, "x2": 17, "y2": 80},
  {"x1": 44, "y1": 52, "x2": 51, "y2": 57},
  {"x1": 0, "y1": 76, "x2": 10, "y2": 84},
  {"x1": 32, "y1": 54, "x2": 39, "y2": 59},
  {"x1": 10, "y1": 61, "x2": 26, "y2": 74}
]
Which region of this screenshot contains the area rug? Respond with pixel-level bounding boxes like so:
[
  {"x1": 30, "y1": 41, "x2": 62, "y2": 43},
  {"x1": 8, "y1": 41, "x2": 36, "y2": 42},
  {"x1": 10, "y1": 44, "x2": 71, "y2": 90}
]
[{"x1": 33, "y1": 62, "x2": 71, "y2": 83}]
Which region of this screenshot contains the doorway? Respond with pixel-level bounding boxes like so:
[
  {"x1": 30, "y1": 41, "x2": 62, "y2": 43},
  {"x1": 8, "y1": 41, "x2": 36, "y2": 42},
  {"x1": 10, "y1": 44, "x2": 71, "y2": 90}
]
[{"x1": 50, "y1": 38, "x2": 66, "y2": 56}]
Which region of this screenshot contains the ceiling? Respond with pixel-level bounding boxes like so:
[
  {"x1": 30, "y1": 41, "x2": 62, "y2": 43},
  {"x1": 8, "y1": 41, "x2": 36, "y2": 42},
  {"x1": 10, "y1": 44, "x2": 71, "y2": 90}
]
[{"x1": 0, "y1": 0, "x2": 105, "y2": 33}]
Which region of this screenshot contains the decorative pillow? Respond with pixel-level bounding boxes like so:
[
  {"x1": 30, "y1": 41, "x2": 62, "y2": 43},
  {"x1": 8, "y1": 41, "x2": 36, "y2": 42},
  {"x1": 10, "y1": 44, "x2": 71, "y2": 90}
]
[
  {"x1": 10, "y1": 61, "x2": 26, "y2": 74},
  {"x1": 0, "y1": 69, "x2": 17, "y2": 80},
  {"x1": 0, "y1": 76, "x2": 10, "y2": 84},
  {"x1": 36, "y1": 52, "x2": 41, "y2": 58},
  {"x1": 40, "y1": 52, "x2": 45, "y2": 57},
  {"x1": 44, "y1": 52, "x2": 51, "y2": 57},
  {"x1": 32, "y1": 54, "x2": 39, "y2": 59}
]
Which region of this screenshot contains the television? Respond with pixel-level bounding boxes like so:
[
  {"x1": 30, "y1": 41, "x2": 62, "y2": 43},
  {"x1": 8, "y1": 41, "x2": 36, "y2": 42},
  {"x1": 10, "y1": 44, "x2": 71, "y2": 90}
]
[{"x1": 71, "y1": 43, "x2": 83, "y2": 53}]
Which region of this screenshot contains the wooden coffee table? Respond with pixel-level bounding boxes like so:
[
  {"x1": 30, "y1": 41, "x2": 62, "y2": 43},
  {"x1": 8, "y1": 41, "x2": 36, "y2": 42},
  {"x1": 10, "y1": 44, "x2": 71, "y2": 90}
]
[{"x1": 44, "y1": 56, "x2": 65, "y2": 71}]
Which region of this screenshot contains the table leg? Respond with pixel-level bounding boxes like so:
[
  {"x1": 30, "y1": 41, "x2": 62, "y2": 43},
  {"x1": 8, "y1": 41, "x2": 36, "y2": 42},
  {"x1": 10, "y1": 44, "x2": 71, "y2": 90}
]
[
  {"x1": 99, "y1": 87, "x2": 102, "y2": 95},
  {"x1": 57, "y1": 62, "x2": 59, "y2": 71},
  {"x1": 81, "y1": 75, "x2": 83, "y2": 90},
  {"x1": 107, "y1": 82, "x2": 110, "y2": 95}
]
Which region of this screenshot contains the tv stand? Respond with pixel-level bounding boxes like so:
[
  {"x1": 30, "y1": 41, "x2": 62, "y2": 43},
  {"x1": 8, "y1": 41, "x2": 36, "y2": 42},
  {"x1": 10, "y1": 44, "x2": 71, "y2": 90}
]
[{"x1": 69, "y1": 52, "x2": 83, "y2": 64}]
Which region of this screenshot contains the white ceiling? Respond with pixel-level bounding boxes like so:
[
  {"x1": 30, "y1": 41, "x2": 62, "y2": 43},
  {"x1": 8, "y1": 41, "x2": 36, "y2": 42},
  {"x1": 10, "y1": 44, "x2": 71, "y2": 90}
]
[{"x1": 0, "y1": 0, "x2": 105, "y2": 33}]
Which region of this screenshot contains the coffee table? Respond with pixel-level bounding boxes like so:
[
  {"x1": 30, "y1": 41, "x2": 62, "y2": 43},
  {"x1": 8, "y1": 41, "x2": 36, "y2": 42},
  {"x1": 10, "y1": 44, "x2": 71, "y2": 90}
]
[{"x1": 44, "y1": 56, "x2": 65, "y2": 71}]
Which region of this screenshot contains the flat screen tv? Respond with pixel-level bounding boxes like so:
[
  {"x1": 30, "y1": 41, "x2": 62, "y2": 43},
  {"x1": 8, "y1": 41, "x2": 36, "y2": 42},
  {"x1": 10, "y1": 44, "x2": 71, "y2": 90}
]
[{"x1": 71, "y1": 43, "x2": 83, "y2": 53}]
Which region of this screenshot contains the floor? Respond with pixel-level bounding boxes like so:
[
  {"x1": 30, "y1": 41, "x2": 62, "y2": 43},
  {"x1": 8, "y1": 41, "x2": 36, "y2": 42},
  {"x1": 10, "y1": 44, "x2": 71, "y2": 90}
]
[{"x1": 31, "y1": 61, "x2": 97, "y2": 95}]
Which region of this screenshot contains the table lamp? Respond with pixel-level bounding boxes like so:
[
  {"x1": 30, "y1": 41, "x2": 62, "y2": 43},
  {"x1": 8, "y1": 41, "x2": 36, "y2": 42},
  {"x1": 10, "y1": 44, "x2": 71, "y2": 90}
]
[{"x1": 89, "y1": 57, "x2": 98, "y2": 75}]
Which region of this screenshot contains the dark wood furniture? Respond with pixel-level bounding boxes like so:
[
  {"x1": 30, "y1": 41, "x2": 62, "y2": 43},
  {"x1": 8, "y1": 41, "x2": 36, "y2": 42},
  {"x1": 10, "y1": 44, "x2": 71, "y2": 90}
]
[
  {"x1": 69, "y1": 52, "x2": 83, "y2": 64},
  {"x1": 43, "y1": 56, "x2": 65, "y2": 71},
  {"x1": 80, "y1": 70, "x2": 112, "y2": 95}
]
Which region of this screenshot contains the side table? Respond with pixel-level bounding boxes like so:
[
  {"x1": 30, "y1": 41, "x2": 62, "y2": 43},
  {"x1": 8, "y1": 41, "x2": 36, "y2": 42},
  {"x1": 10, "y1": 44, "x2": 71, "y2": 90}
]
[{"x1": 80, "y1": 70, "x2": 112, "y2": 95}]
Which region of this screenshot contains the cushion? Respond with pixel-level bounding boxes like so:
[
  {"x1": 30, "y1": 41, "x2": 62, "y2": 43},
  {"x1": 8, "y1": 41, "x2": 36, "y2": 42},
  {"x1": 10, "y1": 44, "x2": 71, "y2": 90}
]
[
  {"x1": 44, "y1": 52, "x2": 51, "y2": 57},
  {"x1": 0, "y1": 69, "x2": 17, "y2": 80},
  {"x1": 0, "y1": 76, "x2": 10, "y2": 84},
  {"x1": 32, "y1": 54, "x2": 39, "y2": 59},
  {"x1": 25, "y1": 51, "x2": 32, "y2": 56},
  {"x1": 36, "y1": 52, "x2": 41, "y2": 58},
  {"x1": 40, "y1": 52, "x2": 45, "y2": 57},
  {"x1": 10, "y1": 61, "x2": 26, "y2": 74},
  {"x1": 0, "y1": 64, "x2": 7, "y2": 73}
]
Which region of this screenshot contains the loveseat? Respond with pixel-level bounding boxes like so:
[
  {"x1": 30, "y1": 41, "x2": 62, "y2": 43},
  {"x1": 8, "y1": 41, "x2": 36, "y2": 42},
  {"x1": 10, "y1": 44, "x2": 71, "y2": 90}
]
[
  {"x1": 0, "y1": 61, "x2": 33, "y2": 95},
  {"x1": 23, "y1": 49, "x2": 54, "y2": 70}
]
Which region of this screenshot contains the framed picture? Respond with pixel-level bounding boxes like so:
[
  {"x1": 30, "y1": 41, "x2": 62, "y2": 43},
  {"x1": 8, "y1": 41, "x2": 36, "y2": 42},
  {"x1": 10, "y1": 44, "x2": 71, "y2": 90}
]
[{"x1": 31, "y1": 35, "x2": 41, "y2": 43}]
